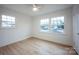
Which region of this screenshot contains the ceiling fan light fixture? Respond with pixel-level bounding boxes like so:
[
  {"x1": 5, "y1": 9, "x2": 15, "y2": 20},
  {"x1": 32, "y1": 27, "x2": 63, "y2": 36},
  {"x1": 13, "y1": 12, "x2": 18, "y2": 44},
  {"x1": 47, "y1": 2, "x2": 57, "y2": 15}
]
[
  {"x1": 33, "y1": 7, "x2": 38, "y2": 11},
  {"x1": 32, "y1": 4, "x2": 39, "y2": 11}
]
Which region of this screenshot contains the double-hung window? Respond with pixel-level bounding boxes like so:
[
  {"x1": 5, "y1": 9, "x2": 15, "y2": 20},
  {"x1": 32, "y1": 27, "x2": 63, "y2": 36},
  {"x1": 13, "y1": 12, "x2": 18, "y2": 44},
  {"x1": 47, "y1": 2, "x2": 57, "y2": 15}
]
[
  {"x1": 40, "y1": 16, "x2": 64, "y2": 33},
  {"x1": 1, "y1": 15, "x2": 15, "y2": 28}
]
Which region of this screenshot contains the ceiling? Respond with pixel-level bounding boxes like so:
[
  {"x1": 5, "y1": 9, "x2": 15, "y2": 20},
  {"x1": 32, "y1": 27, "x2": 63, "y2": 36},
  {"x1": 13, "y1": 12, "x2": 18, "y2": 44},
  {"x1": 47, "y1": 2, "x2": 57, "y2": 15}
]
[{"x1": 0, "y1": 4, "x2": 72, "y2": 16}]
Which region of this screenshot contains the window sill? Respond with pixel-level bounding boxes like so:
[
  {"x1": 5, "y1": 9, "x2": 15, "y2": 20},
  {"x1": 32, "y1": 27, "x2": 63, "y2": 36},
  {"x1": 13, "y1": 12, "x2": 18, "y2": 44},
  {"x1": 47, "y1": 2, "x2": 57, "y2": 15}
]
[
  {"x1": 0, "y1": 27, "x2": 16, "y2": 30},
  {"x1": 40, "y1": 30, "x2": 65, "y2": 35}
]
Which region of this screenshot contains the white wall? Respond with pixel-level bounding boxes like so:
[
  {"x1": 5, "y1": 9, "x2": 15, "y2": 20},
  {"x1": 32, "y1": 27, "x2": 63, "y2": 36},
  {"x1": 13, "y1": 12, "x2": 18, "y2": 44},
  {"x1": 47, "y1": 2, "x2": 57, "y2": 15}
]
[
  {"x1": 0, "y1": 7, "x2": 32, "y2": 47},
  {"x1": 32, "y1": 7, "x2": 73, "y2": 46},
  {"x1": 73, "y1": 5, "x2": 79, "y2": 54}
]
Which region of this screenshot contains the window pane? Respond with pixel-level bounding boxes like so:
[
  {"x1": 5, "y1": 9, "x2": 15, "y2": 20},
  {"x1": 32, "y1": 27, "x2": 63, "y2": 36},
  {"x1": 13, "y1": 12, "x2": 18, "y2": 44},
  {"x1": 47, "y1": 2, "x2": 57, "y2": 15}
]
[
  {"x1": 51, "y1": 16, "x2": 64, "y2": 33},
  {"x1": 40, "y1": 19, "x2": 49, "y2": 32},
  {"x1": 2, "y1": 19, "x2": 7, "y2": 21},
  {"x1": 2, "y1": 15, "x2": 6, "y2": 19},
  {"x1": 11, "y1": 17, "x2": 15, "y2": 20},
  {"x1": 2, "y1": 22, "x2": 7, "y2": 27},
  {"x1": 11, "y1": 21, "x2": 15, "y2": 24}
]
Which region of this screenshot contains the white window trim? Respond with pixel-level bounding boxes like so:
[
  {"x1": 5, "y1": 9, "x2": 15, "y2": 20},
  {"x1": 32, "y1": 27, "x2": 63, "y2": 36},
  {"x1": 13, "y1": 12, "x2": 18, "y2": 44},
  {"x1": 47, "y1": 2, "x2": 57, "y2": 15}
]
[
  {"x1": 40, "y1": 16, "x2": 65, "y2": 34},
  {"x1": 1, "y1": 15, "x2": 16, "y2": 29}
]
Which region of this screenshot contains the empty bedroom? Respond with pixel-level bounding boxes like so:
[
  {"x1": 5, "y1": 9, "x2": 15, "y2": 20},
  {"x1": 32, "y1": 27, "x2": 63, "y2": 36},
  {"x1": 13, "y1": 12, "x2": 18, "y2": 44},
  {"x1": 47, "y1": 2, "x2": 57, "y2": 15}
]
[{"x1": 0, "y1": 4, "x2": 79, "y2": 55}]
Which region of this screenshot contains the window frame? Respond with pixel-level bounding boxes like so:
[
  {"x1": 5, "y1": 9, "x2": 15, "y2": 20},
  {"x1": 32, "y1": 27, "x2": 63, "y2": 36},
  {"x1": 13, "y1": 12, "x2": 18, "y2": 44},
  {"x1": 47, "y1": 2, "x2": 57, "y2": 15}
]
[
  {"x1": 40, "y1": 16, "x2": 65, "y2": 34},
  {"x1": 1, "y1": 15, "x2": 16, "y2": 29}
]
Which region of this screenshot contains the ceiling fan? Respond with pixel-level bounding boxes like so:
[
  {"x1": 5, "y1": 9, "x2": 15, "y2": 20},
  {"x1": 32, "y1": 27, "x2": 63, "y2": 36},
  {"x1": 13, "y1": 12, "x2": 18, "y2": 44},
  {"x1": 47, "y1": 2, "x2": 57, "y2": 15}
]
[{"x1": 32, "y1": 4, "x2": 40, "y2": 11}]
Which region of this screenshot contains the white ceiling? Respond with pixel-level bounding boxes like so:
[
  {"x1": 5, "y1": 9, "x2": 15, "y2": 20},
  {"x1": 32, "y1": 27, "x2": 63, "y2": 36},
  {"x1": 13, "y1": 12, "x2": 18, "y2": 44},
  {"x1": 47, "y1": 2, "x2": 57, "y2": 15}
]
[{"x1": 0, "y1": 4, "x2": 72, "y2": 16}]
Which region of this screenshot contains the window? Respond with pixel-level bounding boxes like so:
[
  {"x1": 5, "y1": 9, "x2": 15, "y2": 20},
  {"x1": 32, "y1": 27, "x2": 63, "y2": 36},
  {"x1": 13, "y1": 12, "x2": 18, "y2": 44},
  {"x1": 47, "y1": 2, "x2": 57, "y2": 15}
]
[
  {"x1": 40, "y1": 18, "x2": 49, "y2": 32},
  {"x1": 1, "y1": 15, "x2": 15, "y2": 28},
  {"x1": 40, "y1": 16, "x2": 64, "y2": 33},
  {"x1": 51, "y1": 16, "x2": 64, "y2": 33}
]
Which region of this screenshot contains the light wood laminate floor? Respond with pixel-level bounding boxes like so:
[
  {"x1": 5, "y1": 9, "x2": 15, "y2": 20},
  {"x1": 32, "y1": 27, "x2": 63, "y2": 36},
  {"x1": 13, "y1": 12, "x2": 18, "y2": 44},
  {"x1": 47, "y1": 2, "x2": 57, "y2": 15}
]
[{"x1": 0, "y1": 37, "x2": 77, "y2": 55}]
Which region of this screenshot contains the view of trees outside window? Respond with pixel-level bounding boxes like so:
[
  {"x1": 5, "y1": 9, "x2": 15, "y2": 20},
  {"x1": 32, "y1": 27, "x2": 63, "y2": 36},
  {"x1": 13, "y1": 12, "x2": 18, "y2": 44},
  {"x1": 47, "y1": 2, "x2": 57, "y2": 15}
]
[
  {"x1": 40, "y1": 18, "x2": 49, "y2": 32},
  {"x1": 51, "y1": 16, "x2": 64, "y2": 33},
  {"x1": 40, "y1": 16, "x2": 64, "y2": 33}
]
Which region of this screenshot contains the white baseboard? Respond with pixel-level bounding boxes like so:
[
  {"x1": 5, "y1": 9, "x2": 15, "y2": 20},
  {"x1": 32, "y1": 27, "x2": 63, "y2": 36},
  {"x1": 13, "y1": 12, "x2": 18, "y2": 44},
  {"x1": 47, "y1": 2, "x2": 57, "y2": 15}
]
[
  {"x1": 0, "y1": 35, "x2": 31, "y2": 47},
  {"x1": 32, "y1": 35, "x2": 72, "y2": 47}
]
